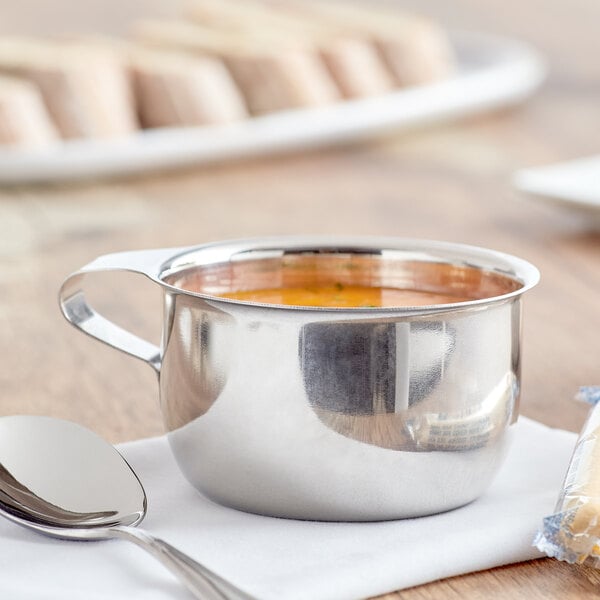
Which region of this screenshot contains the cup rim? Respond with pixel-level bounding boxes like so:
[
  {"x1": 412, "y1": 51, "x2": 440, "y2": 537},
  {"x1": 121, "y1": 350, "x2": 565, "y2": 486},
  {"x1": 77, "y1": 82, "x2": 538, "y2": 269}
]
[{"x1": 156, "y1": 236, "x2": 540, "y2": 313}]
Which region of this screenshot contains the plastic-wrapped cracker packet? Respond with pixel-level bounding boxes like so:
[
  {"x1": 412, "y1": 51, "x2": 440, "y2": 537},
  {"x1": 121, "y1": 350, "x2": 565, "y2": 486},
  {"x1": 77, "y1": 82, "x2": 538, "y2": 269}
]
[{"x1": 534, "y1": 386, "x2": 600, "y2": 565}]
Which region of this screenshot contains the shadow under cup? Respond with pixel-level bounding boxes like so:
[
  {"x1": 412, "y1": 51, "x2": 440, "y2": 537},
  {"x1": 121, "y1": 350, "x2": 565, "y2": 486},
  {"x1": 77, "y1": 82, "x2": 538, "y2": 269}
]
[{"x1": 157, "y1": 242, "x2": 535, "y2": 520}]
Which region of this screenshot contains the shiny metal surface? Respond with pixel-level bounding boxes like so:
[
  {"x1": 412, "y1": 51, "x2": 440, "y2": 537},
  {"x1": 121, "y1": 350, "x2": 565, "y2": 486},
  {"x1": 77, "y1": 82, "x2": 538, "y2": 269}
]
[
  {"x1": 0, "y1": 416, "x2": 253, "y2": 600},
  {"x1": 59, "y1": 236, "x2": 540, "y2": 521}
]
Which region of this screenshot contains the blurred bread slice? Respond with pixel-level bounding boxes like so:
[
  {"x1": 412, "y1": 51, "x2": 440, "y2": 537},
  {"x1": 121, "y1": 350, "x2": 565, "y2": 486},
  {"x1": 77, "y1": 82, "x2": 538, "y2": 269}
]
[
  {"x1": 318, "y1": 38, "x2": 395, "y2": 98},
  {"x1": 265, "y1": 0, "x2": 455, "y2": 87},
  {"x1": 186, "y1": 0, "x2": 394, "y2": 98},
  {"x1": 133, "y1": 19, "x2": 340, "y2": 114},
  {"x1": 0, "y1": 37, "x2": 138, "y2": 139},
  {"x1": 129, "y1": 47, "x2": 248, "y2": 127},
  {"x1": 0, "y1": 75, "x2": 58, "y2": 147},
  {"x1": 65, "y1": 35, "x2": 248, "y2": 128},
  {"x1": 372, "y1": 18, "x2": 455, "y2": 87}
]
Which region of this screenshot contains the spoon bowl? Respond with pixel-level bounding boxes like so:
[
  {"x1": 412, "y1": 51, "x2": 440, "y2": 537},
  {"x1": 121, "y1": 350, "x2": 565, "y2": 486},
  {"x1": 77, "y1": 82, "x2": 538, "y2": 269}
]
[{"x1": 0, "y1": 415, "x2": 253, "y2": 599}]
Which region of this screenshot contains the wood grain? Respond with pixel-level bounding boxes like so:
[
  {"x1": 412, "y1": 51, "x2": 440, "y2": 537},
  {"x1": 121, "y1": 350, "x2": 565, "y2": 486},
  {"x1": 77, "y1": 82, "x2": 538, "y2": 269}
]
[{"x1": 0, "y1": 0, "x2": 599, "y2": 598}]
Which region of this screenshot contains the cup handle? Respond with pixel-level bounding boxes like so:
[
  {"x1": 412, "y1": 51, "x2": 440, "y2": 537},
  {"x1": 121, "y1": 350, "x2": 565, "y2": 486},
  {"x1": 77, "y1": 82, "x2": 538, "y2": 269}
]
[{"x1": 58, "y1": 248, "x2": 182, "y2": 374}]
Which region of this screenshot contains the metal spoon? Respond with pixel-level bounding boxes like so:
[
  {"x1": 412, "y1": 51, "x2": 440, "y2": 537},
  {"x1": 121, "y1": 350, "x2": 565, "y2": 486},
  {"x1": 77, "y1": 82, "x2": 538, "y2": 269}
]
[{"x1": 0, "y1": 415, "x2": 254, "y2": 600}]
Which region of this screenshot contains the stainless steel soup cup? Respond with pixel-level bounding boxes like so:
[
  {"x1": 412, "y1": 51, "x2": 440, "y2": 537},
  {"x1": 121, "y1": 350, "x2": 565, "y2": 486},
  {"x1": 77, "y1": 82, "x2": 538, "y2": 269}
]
[{"x1": 60, "y1": 237, "x2": 539, "y2": 521}]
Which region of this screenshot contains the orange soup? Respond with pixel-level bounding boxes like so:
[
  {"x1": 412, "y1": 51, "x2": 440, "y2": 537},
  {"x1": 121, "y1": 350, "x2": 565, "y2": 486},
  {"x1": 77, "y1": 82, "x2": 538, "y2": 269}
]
[{"x1": 218, "y1": 284, "x2": 473, "y2": 308}]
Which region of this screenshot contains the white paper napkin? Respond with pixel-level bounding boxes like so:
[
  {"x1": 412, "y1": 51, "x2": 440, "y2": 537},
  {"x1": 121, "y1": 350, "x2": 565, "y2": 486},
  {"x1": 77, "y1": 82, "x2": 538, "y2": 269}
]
[{"x1": 0, "y1": 417, "x2": 575, "y2": 600}]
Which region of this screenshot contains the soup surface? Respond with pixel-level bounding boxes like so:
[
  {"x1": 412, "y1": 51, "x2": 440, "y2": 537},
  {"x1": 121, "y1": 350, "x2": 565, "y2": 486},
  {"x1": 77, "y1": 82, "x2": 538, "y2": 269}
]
[{"x1": 218, "y1": 284, "x2": 474, "y2": 308}]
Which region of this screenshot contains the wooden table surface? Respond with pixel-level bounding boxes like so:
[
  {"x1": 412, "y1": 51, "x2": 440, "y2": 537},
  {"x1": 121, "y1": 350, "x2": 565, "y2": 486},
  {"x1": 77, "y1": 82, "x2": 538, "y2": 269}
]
[{"x1": 1, "y1": 0, "x2": 599, "y2": 597}]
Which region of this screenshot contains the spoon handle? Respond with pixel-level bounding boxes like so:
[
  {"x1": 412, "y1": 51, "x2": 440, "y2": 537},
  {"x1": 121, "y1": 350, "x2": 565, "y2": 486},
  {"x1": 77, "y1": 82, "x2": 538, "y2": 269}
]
[{"x1": 110, "y1": 525, "x2": 256, "y2": 600}]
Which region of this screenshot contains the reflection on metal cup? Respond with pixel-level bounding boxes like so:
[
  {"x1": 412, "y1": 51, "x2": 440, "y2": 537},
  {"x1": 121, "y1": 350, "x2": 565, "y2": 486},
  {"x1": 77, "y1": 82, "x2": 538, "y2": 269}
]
[{"x1": 59, "y1": 236, "x2": 539, "y2": 521}]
